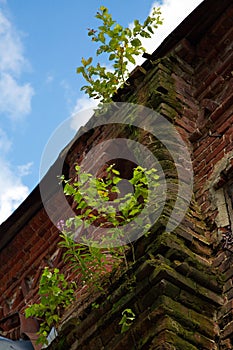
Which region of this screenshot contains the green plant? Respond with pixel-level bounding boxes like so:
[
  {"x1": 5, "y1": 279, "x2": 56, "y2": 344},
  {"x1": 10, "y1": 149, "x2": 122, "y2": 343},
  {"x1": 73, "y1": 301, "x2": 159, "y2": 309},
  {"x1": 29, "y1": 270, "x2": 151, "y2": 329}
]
[
  {"x1": 77, "y1": 6, "x2": 163, "y2": 103},
  {"x1": 58, "y1": 164, "x2": 159, "y2": 290},
  {"x1": 25, "y1": 267, "x2": 76, "y2": 346},
  {"x1": 119, "y1": 308, "x2": 136, "y2": 333},
  {"x1": 58, "y1": 230, "x2": 119, "y2": 291},
  {"x1": 91, "y1": 302, "x2": 100, "y2": 309},
  {"x1": 61, "y1": 164, "x2": 158, "y2": 233}
]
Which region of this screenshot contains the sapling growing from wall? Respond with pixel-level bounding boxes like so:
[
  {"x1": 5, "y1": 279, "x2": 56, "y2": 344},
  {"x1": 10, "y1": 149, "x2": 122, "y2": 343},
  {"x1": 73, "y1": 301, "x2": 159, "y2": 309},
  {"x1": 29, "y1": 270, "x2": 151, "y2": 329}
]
[
  {"x1": 119, "y1": 308, "x2": 136, "y2": 333},
  {"x1": 77, "y1": 6, "x2": 163, "y2": 103},
  {"x1": 25, "y1": 267, "x2": 76, "y2": 346},
  {"x1": 59, "y1": 164, "x2": 159, "y2": 288}
]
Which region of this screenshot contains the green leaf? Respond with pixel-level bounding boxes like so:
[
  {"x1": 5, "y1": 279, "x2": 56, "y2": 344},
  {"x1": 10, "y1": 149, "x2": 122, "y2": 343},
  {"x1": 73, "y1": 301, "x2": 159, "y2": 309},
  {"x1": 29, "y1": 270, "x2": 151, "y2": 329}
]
[
  {"x1": 98, "y1": 32, "x2": 105, "y2": 43},
  {"x1": 113, "y1": 176, "x2": 121, "y2": 185},
  {"x1": 131, "y1": 38, "x2": 141, "y2": 47},
  {"x1": 147, "y1": 25, "x2": 154, "y2": 34},
  {"x1": 111, "y1": 168, "x2": 120, "y2": 175},
  {"x1": 129, "y1": 208, "x2": 139, "y2": 216},
  {"x1": 125, "y1": 54, "x2": 136, "y2": 65},
  {"x1": 81, "y1": 57, "x2": 88, "y2": 67},
  {"x1": 114, "y1": 23, "x2": 122, "y2": 32},
  {"x1": 99, "y1": 5, "x2": 107, "y2": 11},
  {"x1": 76, "y1": 66, "x2": 84, "y2": 74},
  {"x1": 64, "y1": 183, "x2": 75, "y2": 196},
  {"x1": 86, "y1": 57, "x2": 93, "y2": 65},
  {"x1": 77, "y1": 200, "x2": 87, "y2": 209},
  {"x1": 109, "y1": 53, "x2": 116, "y2": 60},
  {"x1": 119, "y1": 308, "x2": 136, "y2": 333},
  {"x1": 79, "y1": 172, "x2": 91, "y2": 184},
  {"x1": 74, "y1": 192, "x2": 83, "y2": 203}
]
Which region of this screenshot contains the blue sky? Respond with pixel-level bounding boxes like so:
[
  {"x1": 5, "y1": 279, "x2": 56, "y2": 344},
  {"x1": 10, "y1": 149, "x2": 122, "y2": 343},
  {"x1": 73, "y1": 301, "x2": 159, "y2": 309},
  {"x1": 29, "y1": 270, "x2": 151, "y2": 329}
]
[{"x1": 0, "y1": 0, "x2": 203, "y2": 223}]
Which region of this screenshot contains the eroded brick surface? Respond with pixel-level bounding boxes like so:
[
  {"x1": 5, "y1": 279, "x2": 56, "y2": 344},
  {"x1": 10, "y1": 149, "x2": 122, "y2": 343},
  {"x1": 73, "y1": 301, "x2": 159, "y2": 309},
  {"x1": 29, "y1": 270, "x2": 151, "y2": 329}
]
[{"x1": 0, "y1": 0, "x2": 233, "y2": 349}]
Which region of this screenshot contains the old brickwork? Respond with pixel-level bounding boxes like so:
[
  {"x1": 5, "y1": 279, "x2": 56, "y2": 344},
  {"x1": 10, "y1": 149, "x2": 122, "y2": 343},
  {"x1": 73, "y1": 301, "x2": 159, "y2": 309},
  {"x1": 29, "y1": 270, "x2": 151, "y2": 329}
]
[
  {"x1": 191, "y1": 3, "x2": 233, "y2": 348},
  {"x1": 0, "y1": 0, "x2": 233, "y2": 349}
]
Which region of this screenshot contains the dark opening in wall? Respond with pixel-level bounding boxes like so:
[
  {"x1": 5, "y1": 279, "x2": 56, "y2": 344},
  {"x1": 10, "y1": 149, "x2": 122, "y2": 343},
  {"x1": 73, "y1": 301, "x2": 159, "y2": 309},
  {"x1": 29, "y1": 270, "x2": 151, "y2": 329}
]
[
  {"x1": 224, "y1": 177, "x2": 233, "y2": 233},
  {"x1": 156, "y1": 86, "x2": 169, "y2": 95},
  {"x1": 105, "y1": 158, "x2": 139, "y2": 201},
  {"x1": 106, "y1": 158, "x2": 137, "y2": 180}
]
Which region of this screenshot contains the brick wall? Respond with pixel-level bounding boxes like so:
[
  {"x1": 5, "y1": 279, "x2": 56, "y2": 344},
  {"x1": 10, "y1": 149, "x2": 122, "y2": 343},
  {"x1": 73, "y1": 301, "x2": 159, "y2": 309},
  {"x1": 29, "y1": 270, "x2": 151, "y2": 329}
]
[
  {"x1": 0, "y1": 0, "x2": 233, "y2": 349},
  {"x1": 191, "y1": 2, "x2": 233, "y2": 222},
  {"x1": 186, "y1": 3, "x2": 233, "y2": 348}
]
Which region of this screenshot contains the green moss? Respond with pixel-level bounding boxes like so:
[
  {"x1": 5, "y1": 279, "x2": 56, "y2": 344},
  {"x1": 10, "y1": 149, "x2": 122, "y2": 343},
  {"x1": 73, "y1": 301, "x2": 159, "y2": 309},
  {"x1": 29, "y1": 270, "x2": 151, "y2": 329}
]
[
  {"x1": 158, "y1": 316, "x2": 213, "y2": 348},
  {"x1": 148, "y1": 230, "x2": 224, "y2": 288},
  {"x1": 120, "y1": 55, "x2": 182, "y2": 117},
  {"x1": 151, "y1": 295, "x2": 216, "y2": 339},
  {"x1": 111, "y1": 289, "x2": 135, "y2": 315}
]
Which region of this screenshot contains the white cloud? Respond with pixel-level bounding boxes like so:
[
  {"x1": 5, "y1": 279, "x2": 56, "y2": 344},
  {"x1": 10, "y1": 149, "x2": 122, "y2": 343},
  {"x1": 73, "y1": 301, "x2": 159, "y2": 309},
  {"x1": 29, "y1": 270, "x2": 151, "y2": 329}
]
[
  {"x1": 0, "y1": 8, "x2": 34, "y2": 119},
  {"x1": 70, "y1": 96, "x2": 98, "y2": 130},
  {"x1": 0, "y1": 72, "x2": 34, "y2": 120},
  {"x1": 0, "y1": 129, "x2": 30, "y2": 224},
  {"x1": 0, "y1": 6, "x2": 34, "y2": 223},
  {"x1": 17, "y1": 162, "x2": 33, "y2": 177},
  {"x1": 0, "y1": 160, "x2": 29, "y2": 224},
  {"x1": 133, "y1": 0, "x2": 204, "y2": 66},
  {"x1": 0, "y1": 11, "x2": 26, "y2": 74},
  {"x1": 0, "y1": 127, "x2": 11, "y2": 153}
]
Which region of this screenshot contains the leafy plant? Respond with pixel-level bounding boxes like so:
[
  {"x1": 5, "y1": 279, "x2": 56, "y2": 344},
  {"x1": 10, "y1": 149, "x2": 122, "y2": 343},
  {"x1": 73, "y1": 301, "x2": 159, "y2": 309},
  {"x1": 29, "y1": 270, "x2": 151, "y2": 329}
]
[
  {"x1": 58, "y1": 230, "x2": 120, "y2": 291},
  {"x1": 119, "y1": 308, "x2": 136, "y2": 333},
  {"x1": 91, "y1": 302, "x2": 100, "y2": 309},
  {"x1": 61, "y1": 164, "x2": 158, "y2": 234},
  {"x1": 58, "y1": 164, "x2": 159, "y2": 290},
  {"x1": 77, "y1": 6, "x2": 163, "y2": 103},
  {"x1": 25, "y1": 267, "x2": 76, "y2": 346}
]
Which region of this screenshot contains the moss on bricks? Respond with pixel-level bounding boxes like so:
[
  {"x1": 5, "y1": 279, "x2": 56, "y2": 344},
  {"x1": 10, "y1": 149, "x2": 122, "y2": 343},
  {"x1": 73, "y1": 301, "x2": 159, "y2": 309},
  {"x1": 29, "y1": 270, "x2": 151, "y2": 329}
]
[
  {"x1": 151, "y1": 329, "x2": 199, "y2": 350},
  {"x1": 155, "y1": 315, "x2": 215, "y2": 349},
  {"x1": 151, "y1": 295, "x2": 217, "y2": 338}
]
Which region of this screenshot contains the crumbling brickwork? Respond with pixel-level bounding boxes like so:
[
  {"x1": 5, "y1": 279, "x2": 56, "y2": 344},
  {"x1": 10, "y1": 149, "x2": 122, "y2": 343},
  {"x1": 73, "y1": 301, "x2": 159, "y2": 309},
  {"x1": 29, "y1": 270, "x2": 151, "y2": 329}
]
[{"x1": 0, "y1": 0, "x2": 233, "y2": 349}]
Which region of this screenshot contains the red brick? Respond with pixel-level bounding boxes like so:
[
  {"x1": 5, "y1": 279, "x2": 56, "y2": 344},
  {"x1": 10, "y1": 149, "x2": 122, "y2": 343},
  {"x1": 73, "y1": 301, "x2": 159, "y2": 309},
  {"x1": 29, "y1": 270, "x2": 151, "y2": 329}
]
[{"x1": 1, "y1": 4, "x2": 233, "y2": 346}]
